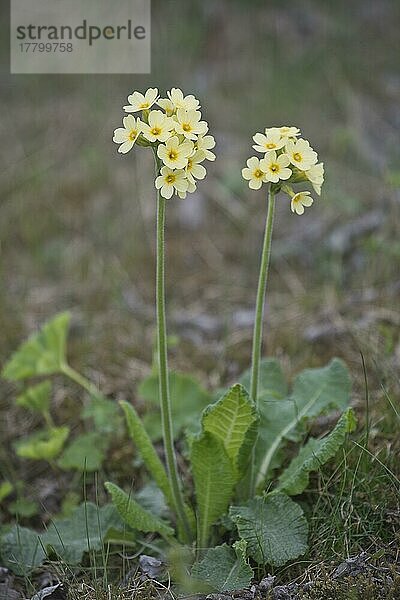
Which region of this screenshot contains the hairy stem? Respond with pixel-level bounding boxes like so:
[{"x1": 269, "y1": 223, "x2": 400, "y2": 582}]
[
  {"x1": 61, "y1": 363, "x2": 102, "y2": 398},
  {"x1": 154, "y1": 158, "x2": 192, "y2": 543},
  {"x1": 248, "y1": 187, "x2": 276, "y2": 495}
]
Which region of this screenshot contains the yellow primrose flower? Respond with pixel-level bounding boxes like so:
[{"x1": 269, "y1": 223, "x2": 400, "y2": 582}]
[
  {"x1": 305, "y1": 162, "x2": 324, "y2": 195},
  {"x1": 112, "y1": 115, "x2": 142, "y2": 154},
  {"x1": 155, "y1": 166, "x2": 188, "y2": 199},
  {"x1": 253, "y1": 129, "x2": 286, "y2": 153},
  {"x1": 242, "y1": 156, "x2": 267, "y2": 190},
  {"x1": 141, "y1": 110, "x2": 174, "y2": 143},
  {"x1": 186, "y1": 150, "x2": 207, "y2": 184},
  {"x1": 260, "y1": 151, "x2": 292, "y2": 183},
  {"x1": 157, "y1": 136, "x2": 194, "y2": 169},
  {"x1": 174, "y1": 109, "x2": 208, "y2": 141},
  {"x1": 278, "y1": 126, "x2": 301, "y2": 138},
  {"x1": 156, "y1": 98, "x2": 175, "y2": 116},
  {"x1": 290, "y1": 191, "x2": 313, "y2": 215},
  {"x1": 196, "y1": 135, "x2": 216, "y2": 161},
  {"x1": 285, "y1": 139, "x2": 318, "y2": 171},
  {"x1": 167, "y1": 88, "x2": 200, "y2": 111},
  {"x1": 177, "y1": 178, "x2": 197, "y2": 199},
  {"x1": 123, "y1": 87, "x2": 158, "y2": 113}
]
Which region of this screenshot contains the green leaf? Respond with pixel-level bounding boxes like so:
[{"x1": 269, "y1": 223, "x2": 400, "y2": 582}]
[
  {"x1": 240, "y1": 358, "x2": 289, "y2": 472},
  {"x1": 191, "y1": 542, "x2": 253, "y2": 592},
  {"x1": 139, "y1": 371, "x2": 211, "y2": 440},
  {"x1": 105, "y1": 482, "x2": 174, "y2": 539},
  {"x1": 256, "y1": 359, "x2": 351, "y2": 486},
  {"x1": 0, "y1": 481, "x2": 13, "y2": 503},
  {"x1": 135, "y1": 482, "x2": 169, "y2": 518},
  {"x1": 121, "y1": 402, "x2": 196, "y2": 538},
  {"x1": 190, "y1": 432, "x2": 236, "y2": 547},
  {"x1": 276, "y1": 408, "x2": 356, "y2": 496},
  {"x1": 0, "y1": 525, "x2": 45, "y2": 575},
  {"x1": 230, "y1": 494, "x2": 308, "y2": 567},
  {"x1": 0, "y1": 504, "x2": 124, "y2": 574},
  {"x1": 8, "y1": 498, "x2": 39, "y2": 518},
  {"x1": 58, "y1": 432, "x2": 107, "y2": 472},
  {"x1": 82, "y1": 395, "x2": 122, "y2": 434},
  {"x1": 120, "y1": 401, "x2": 174, "y2": 507},
  {"x1": 2, "y1": 312, "x2": 71, "y2": 381},
  {"x1": 14, "y1": 426, "x2": 69, "y2": 461},
  {"x1": 202, "y1": 384, "x2": 258, "y2": 476},
  {"x1": 16, "y1": 381, "x2": 52, "y2": 413},
  {"x1": 41, "y1": 502, "x2": 122, "y2": 564},
  {"x1": 103, "y1": 527, "x2": 137, "y2": 547},
  {"x1": 240, "y1": 357, "x2": 288, "y2": 401}
]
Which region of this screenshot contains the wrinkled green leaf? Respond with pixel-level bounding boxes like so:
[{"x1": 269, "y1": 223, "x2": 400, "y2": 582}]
[
  {"x1": 1, "y1": 525, "x2": 45, "y2": 575},
  {"x1": 41, "y1": 502, "x2": 122, "y2": 564},
  {"x1": 230, "y1": 494, "x2": 308, "y2": 566},
  {"x1": 190, "y1": 432, "x2": 236, "y2": 547},
  {"x1": 15, "y1": 426, "x2": 69, "y2": 461},
  {"x1": 139, "y1": 371, "x2": 211, "y2": 440},
  {"x1": 105, "y1": 482, "x2": 174, "y2": 538},
  {"x1": 58, "y1": 432, "x2": 107, "y2": 472},
  {"x1": 256, "y1": 359, "x2": 351, "y2": 486},
  {"x1": 2, "y1": 312, "x2": 70, "y2": 381},
  {"x1": 120, "y1": 401, "x2": 173, "y2": 506},
  {"x1": 82, "y1": 395, "x2": 121, "y2": 434},
  {"x1": 277, "y1": 408, "x2": 356, "y2": 496},
  {"x1": 16, "y1": 381, "x2": 52, "y2": 414},
  {"x1": 120, "y1": 401, "x2": 195, "y2": 537},
  {"x1": 202, "y1": 384, "x2": 258, "y2": 477},
  {"x1": 191, "y1": 541, "x2": 253, "y2": 592}
]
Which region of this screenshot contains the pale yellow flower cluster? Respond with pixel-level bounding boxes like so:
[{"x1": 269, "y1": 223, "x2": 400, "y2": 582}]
[
  {"x1": 242, "y1": 126, "x2": 324, "y2": 215},
  {"x1": 113, "y1": 87, "x2": 215, "y2": 200}
]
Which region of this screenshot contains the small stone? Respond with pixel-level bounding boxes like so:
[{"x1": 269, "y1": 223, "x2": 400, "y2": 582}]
[
  {"x1": 30, "y1": 584, "x2": 65, "y2": 600},
  {"x1": 258, "y1": 575, "x2": 276, "y2": 593},
  {"x1": 138, "y1": 555, "x2": 165, "y2": 580}
]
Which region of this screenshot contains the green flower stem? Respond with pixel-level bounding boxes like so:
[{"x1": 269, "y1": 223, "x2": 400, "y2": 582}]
[
  {"x1": 42, "y1": 409, "x2": 55, "y2": 429},
  {"x1": 154, "y1": 159, "x2": 192, "y2": 543},
  {"x1": 248, "y1": 186, "x2": 276, "y2": 495},
  {"x1": 61, "y1": 363, "x2": 102, "y2": 398}
]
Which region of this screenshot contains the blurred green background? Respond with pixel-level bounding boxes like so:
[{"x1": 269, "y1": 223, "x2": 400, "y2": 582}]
[{"x1": 1, "y1": 0, "x2": 399, "y2": 477}]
